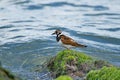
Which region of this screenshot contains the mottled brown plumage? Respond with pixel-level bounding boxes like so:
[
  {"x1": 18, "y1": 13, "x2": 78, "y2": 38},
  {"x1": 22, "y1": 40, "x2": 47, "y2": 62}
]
[
  {"x1": 52, "y1": 29, "x2": 87, "y2": 49},
  {"x1": 60, "y1": 35, "x2": 86, "y2": 47}
]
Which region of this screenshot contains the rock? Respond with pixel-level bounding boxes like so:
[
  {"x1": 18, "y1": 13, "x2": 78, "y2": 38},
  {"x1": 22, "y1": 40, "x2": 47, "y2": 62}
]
[
  {"x1": 86, "y1": 66, "x2": 120, "y2": 80},
  {"x1": 94, "y1": 60, "x2": 112, "y2": 68},
  {"x1": 47, "y1": 50, "x2": 93, "y2": 78},
  {"x1": 47, "y1": 50, "x2": 113, "y2": 79}
]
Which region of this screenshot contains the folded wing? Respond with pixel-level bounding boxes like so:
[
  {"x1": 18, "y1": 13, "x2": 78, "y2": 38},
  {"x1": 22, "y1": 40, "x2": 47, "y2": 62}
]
[{"x1": 60, "y1": 35, "x2": 87, "y2": 47}]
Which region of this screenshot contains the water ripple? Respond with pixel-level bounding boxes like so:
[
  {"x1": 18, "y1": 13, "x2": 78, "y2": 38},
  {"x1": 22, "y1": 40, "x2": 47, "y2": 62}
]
[
  {"x1": 84, "y1": 13, "x2": 120, "y2": 16},
  {"x1": 25, "y1": 1, "x2": 109, "y2": 11},
  {"x1": 9, "y1": 36, "x2": 25, "y2": 39},
  {"x1": 107, "y1": 17, "x2": 120, "y2": 20},
  {"x1": 0, "y1": 8, "x2": 4, "y2": 10},
  {"x1": 78, "y1": 33, "x2": 120, "y2": 45},
  {"x1": 14, "y1": 0, "x2": 31, "y2": 5},
  {"x1": 99, "y1": 28, "x2": 120, "y2": 32},
  {"x1": 9, "y1": 29, "x2": 20, "y2": 32},
  {"x1": 0, "y1": 25, "x2": 13, "y2": 29},
  {"x1": 12, "y1": 20, "x2": 34, "y2": 23}
]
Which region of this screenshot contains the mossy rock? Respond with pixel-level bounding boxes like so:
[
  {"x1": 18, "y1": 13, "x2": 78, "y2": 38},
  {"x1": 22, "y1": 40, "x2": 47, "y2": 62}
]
[
  {"x1": 47, "y1": 50, "x2": 93, "y2": 78},
  {"x1": 55, "y1": 75, "x2": 73, "y2": 80},
  {"x1": 86, "y1": 66, "x2": 120, "y2": 80},
  {"x1": 47, "y1": 50, "x2": 112, "y2": 78},
  {"x1": 0, "y1": 67, "x2": 21, "y2": 80}
]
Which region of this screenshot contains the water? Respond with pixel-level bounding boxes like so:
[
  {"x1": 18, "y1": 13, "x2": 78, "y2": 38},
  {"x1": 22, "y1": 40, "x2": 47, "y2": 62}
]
[{"x1": 0, "y1": 0, "x2": 120, "y2": 79}]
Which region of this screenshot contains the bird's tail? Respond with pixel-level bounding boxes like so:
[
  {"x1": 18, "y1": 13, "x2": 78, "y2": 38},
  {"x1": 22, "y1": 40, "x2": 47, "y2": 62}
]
[{"x1": 77, "y1": 43, "x2": 87, "y2": 48}]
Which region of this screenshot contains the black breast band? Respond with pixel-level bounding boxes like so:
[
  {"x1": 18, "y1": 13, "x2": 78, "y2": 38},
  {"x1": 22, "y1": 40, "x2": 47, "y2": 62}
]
[{"x1": 56, "y1": 35, "x2": 61, "y2": 42}]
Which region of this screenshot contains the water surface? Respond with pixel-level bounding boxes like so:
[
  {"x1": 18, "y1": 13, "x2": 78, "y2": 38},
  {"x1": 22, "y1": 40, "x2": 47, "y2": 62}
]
[{"x1": 0, "y1": 0, "x2": 120, "y2": 79}]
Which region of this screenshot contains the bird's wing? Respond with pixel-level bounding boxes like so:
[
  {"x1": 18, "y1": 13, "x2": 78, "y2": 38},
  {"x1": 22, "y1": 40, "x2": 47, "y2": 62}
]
[
  {"x1": 60, "y1": 35, "x2": 87, "y2": 47},
  {"x1": 60, "y1": 35, "x2": 79, "y2": 46}
]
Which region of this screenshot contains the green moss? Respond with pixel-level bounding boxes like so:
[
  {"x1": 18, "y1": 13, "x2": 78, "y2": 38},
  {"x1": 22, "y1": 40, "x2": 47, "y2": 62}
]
[
  {"x1": 48, "y1": 50, "x2": 92, "y2": 76},
  {"x1": 86, "y1": 66, "x2": 120, "y2": 80},
  {"x1": 54, "y1": 50, "x2": 92, "y2": 65},
  {"x1": 55, "y1": 75, "x2": 73, "y2": 80}
]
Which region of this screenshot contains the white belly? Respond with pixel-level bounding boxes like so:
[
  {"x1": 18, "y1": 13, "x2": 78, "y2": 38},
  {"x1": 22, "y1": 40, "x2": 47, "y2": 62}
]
[{"x1": 58, "y1": 40, "x2": 73, "y2": 49}]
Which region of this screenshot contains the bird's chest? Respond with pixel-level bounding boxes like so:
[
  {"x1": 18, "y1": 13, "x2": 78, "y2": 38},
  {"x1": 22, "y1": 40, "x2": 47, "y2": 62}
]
[{"x1": 58, "y1": 39, "x2": 63, "y2": 45}]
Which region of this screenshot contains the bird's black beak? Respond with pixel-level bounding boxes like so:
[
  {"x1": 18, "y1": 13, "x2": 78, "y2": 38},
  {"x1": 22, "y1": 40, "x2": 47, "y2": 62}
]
[{"x1": 52, "y1": 32, "x2": 56, "y2": 35}]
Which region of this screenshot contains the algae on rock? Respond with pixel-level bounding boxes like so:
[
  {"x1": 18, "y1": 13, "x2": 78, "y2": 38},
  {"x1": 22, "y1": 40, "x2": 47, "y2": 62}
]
[
  {"x1": 47, "y1": 50, "x2": 93, "y2": 78},
  {"x1": 55, "y1": 75, "x2": 73, "y2": 80},
  {"x1": 47, "y1": 50, "x2": 112, "y2": 79},
  {"x1": 86, "y1": 66, "x2": 120, "y2": 80}
]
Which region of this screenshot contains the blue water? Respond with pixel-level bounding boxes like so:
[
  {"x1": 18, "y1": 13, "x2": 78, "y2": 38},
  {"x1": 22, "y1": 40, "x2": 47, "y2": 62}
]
[{"x1": 0, "y1": 0, "x2": 120, "y2": 79}]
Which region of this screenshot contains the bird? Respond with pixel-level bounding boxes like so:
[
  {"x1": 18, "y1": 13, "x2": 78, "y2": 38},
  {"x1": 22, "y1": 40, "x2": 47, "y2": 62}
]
[{"x1": 52, "y1": 29, "x2": 87, "y2": 49}]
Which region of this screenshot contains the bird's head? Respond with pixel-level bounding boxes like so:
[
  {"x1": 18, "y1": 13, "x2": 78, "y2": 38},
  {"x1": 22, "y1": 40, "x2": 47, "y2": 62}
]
[{"x1": 52, "y1": 29, "x2": 62, "y2": 35}]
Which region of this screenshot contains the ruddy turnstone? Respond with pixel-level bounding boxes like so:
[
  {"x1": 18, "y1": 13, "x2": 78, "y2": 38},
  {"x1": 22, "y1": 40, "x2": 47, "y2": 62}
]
[{"x1": 52, "y1": 29, "x2": 87, "y2": 49}]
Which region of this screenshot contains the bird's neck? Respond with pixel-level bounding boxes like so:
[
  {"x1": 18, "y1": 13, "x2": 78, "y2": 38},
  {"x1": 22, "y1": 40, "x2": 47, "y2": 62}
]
[{"x1": 56, "y1": 34, "x2": 61, "y2": 42}]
